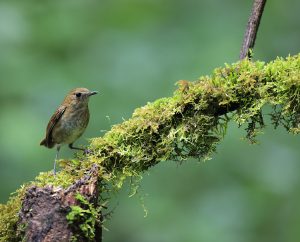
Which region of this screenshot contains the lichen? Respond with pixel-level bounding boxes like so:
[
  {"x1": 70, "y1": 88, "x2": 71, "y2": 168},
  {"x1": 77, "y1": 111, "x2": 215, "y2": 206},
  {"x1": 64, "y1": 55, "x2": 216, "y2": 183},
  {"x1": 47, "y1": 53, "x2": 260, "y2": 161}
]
[{"x1": 0, "y1": 54, "x2": 299, "y2": 241}]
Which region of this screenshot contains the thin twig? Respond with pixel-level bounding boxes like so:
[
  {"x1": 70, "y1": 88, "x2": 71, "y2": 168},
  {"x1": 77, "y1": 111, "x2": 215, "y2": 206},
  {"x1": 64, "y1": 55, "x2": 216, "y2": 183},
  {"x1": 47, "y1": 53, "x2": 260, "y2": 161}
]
[{"x1": 240, "y1": 0, "x2": 267, "y2": 60}]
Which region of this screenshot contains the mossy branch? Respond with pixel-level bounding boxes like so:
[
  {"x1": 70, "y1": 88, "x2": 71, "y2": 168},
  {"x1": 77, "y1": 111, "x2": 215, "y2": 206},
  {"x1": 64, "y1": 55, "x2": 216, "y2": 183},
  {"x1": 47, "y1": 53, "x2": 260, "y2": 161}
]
[{"x1": 1, "y1": 54, "x2": 299, "y2": 241}]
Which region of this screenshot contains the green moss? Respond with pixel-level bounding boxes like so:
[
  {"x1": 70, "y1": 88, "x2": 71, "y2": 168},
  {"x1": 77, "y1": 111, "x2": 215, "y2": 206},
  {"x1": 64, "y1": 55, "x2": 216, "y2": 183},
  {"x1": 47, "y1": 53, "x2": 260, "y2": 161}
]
[
  {"x1": 66, "y1": 193, "x2": 102, "y2": 241},
  {"x1": 0, "y1": 54, "x2": 299, "y2": 241},
  {"x1": 0, "y1": 185, "x2": 28, "y2": 242}
]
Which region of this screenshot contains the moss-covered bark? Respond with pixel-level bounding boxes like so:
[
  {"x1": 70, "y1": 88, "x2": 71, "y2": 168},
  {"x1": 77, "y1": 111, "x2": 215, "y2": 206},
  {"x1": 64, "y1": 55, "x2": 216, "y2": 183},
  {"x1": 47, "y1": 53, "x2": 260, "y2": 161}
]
[{"x1": 0, "y1": 54, "x2": 299, "y2": 241}]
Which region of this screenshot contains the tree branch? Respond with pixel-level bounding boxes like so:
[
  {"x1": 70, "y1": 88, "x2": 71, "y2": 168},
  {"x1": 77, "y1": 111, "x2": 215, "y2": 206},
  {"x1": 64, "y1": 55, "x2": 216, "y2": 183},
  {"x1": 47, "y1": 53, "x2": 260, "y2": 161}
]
[
  {"x1": 240, "y1": 0, "x2": 267, "y2": 59},
  {"x1": 0, "y1": 54, "x2": 299, "y2": 241}
]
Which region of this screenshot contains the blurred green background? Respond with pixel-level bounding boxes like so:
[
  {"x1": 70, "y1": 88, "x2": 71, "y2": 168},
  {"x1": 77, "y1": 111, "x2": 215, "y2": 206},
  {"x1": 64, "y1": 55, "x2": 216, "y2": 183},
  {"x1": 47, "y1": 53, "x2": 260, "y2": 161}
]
[{"x1": 0, "y1": 0, "x2": 299, "y2": 241}]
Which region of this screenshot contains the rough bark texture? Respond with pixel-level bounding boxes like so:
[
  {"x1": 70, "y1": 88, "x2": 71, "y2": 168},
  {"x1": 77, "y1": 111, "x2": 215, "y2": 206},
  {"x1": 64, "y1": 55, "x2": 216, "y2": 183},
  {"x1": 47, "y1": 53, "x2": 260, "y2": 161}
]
[
  {"x1": 19, "y1": 165, "x2": 101, "y2": 242},
  {"x1": 19, "y1": 186, "x2": 72, "y2": 242},
  {"x1": 240, "y1": 0, "x2": 267, "y2": 59}
]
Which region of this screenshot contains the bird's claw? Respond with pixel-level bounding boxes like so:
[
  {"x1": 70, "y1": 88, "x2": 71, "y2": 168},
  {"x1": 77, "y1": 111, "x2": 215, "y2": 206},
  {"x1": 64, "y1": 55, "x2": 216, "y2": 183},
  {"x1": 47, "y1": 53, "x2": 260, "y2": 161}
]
[{"x1": 84, "y1": 149, "x2": 92, "y2": 155}]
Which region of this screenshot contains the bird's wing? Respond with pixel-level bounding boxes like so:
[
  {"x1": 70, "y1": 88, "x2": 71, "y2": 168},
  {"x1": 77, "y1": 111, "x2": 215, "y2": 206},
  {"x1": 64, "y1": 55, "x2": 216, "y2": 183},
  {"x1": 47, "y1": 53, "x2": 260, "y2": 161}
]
[{"x1": 41, "y1": 105, "x2": 66, "y2": 148}]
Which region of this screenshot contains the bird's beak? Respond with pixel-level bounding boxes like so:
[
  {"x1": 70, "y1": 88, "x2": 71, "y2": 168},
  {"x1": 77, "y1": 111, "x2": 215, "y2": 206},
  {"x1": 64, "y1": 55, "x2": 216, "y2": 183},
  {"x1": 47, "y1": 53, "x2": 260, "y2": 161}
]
[{"x1": 87, "y1": 91, "x2": 98, "y2": 96}]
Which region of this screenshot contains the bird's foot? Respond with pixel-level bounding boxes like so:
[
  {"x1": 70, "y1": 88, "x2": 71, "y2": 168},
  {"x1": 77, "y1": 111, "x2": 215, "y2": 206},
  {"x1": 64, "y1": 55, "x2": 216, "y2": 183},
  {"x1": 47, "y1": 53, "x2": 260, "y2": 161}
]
[{"x1": 84, "y1": 149, "x2": 92, "y2": 155}]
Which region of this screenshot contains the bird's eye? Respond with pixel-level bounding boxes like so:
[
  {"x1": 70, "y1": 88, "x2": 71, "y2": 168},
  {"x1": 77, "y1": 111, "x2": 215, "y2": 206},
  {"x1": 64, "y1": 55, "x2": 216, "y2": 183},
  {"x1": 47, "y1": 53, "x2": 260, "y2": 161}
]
[{"x1": 75, "y1": 92, "x2": 81, "y2": 97}]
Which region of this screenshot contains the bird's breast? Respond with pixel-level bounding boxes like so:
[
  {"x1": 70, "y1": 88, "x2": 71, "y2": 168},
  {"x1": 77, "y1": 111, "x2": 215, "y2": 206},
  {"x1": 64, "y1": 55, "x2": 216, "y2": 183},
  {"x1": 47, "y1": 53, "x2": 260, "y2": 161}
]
[{"x1": 52, "y1": 107, "x2": 90, "y2": 144}]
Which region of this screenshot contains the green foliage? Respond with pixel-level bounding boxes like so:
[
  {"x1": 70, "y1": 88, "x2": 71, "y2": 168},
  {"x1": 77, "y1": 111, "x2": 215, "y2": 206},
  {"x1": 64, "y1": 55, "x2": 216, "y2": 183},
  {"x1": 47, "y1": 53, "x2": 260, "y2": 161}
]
[
  {"x1": 66, "y1": 193, "x2": 102, "y2": 241},
  {"x1": 0, "y1": 54, "x2": 299, "y2": 241}
]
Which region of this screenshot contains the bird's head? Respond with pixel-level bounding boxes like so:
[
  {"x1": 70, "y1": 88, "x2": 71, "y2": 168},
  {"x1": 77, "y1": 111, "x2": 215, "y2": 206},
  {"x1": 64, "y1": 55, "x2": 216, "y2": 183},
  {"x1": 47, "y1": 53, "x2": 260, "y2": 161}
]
[{"x1": 63, "y1": 87, "x2": 98, "y2": 107}]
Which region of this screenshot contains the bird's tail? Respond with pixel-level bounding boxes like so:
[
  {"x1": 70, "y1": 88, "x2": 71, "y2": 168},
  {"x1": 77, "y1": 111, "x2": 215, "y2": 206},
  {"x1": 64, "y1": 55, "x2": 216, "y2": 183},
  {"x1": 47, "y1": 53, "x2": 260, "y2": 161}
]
[{"x1": 40, "y1": 138, "x2": 55, "y2": 148}]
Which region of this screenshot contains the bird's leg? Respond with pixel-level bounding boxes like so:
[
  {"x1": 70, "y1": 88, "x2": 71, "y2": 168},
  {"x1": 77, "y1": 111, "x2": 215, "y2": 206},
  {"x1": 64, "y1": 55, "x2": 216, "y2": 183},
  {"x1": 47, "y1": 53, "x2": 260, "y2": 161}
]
[
  {"x1": 54, "y1": 145, "x2": 61, "y2": 175},
  {"x1": 68, "y1": 143, "x2": 85, "y2": 151},
  {"x1": 69, "y1": 143, "x2": 92, "y2": 155}
]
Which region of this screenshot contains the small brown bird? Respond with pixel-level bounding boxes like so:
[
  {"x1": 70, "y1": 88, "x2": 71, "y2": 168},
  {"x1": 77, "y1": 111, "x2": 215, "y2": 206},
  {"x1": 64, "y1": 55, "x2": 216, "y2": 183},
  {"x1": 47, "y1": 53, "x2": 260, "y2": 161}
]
[{"x1": 40, "y1": 87, "x2": 98, "y2": 174}]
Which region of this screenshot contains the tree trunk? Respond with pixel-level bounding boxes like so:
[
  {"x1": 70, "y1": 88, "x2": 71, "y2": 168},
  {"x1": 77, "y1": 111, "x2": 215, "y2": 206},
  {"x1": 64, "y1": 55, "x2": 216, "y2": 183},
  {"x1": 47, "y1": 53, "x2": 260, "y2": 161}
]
[{"x1": 18, "y1": 165, "x2": 102, "y2": 242}]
